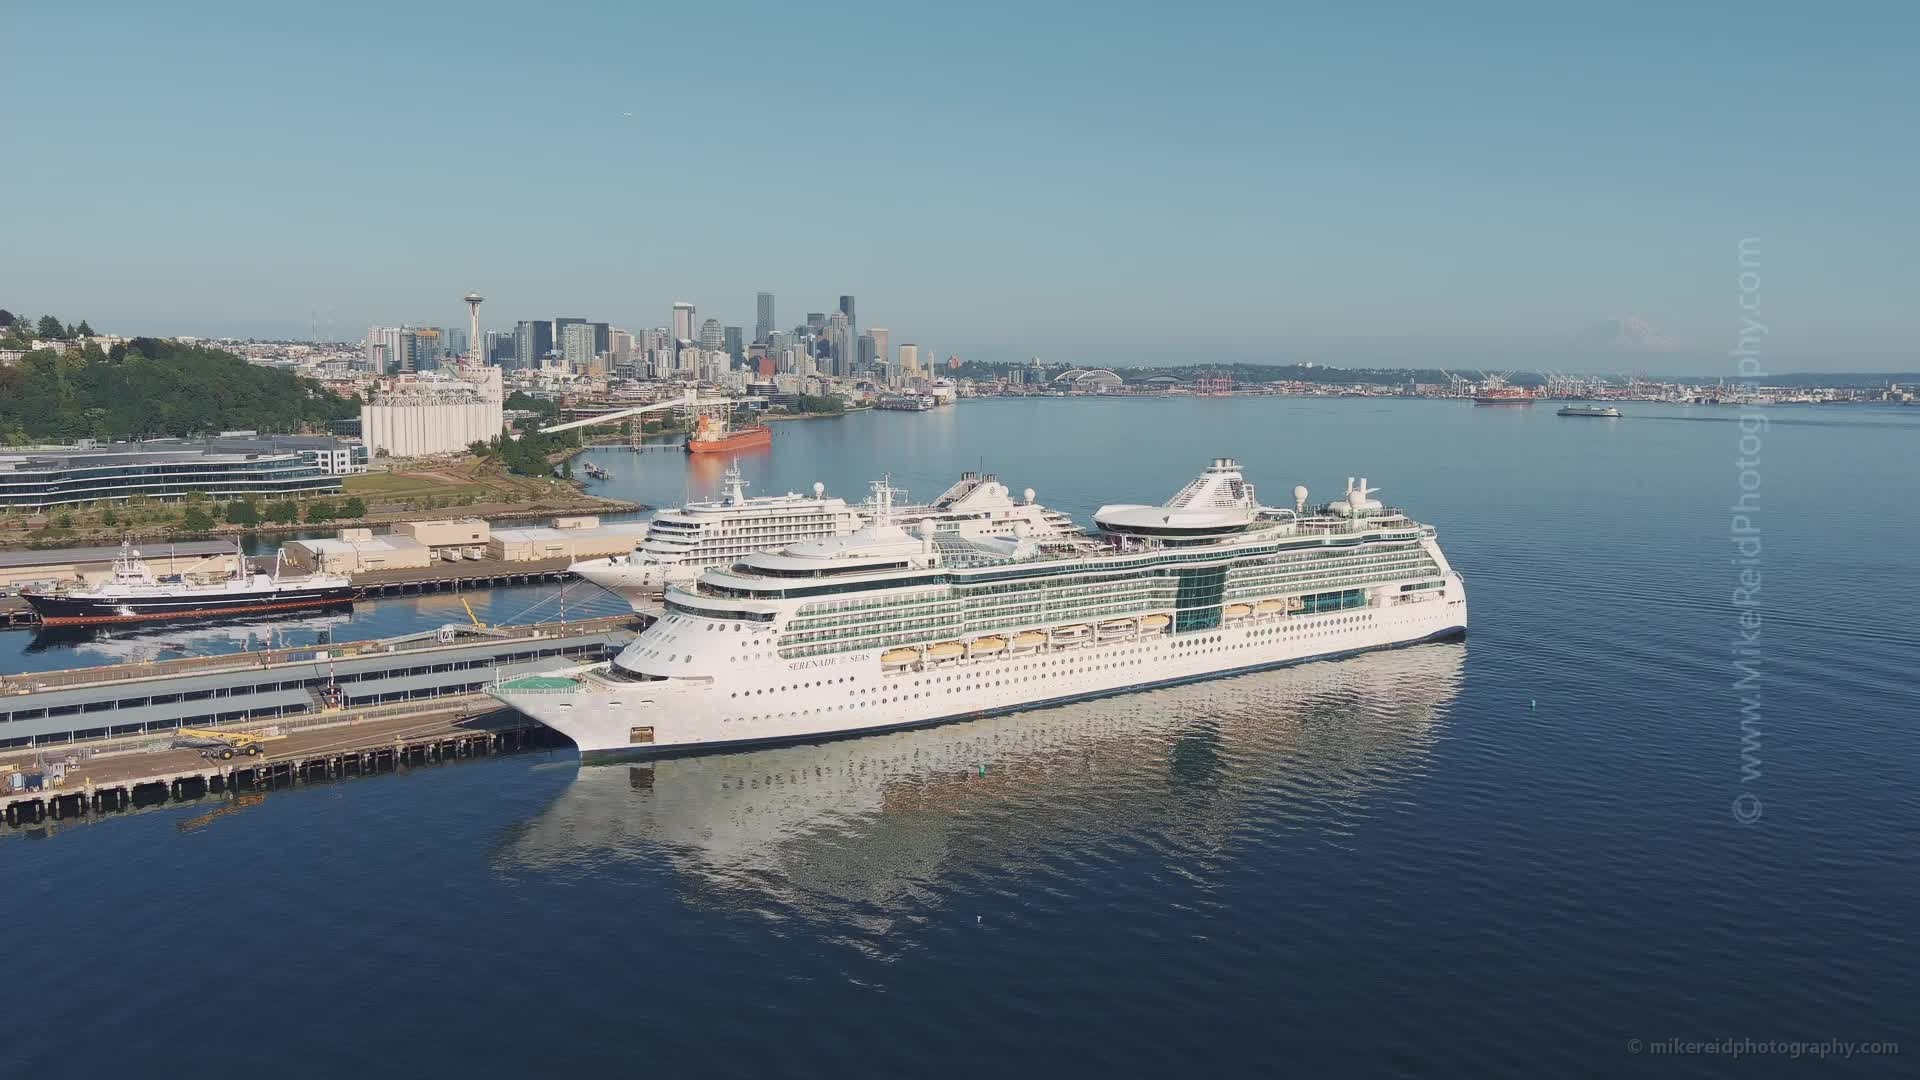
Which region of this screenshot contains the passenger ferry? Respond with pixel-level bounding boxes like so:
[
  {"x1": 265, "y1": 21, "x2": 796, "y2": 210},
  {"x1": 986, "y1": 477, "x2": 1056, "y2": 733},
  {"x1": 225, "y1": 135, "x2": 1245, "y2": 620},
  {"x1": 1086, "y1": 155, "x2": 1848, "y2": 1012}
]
[
  {"x1": 571, "y1": 463, "x2": 1077, "y2": 605},
  {"x1": 492, "y1": 459, "x2": 1467, "y2": 758}
]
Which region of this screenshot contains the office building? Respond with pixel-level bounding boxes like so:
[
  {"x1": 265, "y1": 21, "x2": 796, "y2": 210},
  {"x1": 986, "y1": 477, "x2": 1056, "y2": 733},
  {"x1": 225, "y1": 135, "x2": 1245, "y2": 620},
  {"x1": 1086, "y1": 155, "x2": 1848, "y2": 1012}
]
[
  {"x1": 403, "y1": 327, "x2": 444, "y2": 373},
  {"x1": 443, "y1": 327, "x2": 469, "y2": 361},
  {"x1": 552, "y1": 318, "x2": 585, "y2": 356},
  {"x1": 899, "y1": 343, "x2": 920, "y2": 382},
  {"x1": 0, "y1": 436, "x2": 365, "y2": 510},
  {"x1": 672, "y1": 302, "x2": 695, "y2": 344},
  {"x1": 806, "y1": 312, "x2": 826, "y2": 330},
  {"x1": 868, "y1": 328, "x2": 889, "y2": 379},
  {"x1": 698, "y1": 318, "x2": 724, "y2": 350},
  {"x1": 561, "y1": 321, "x2": 598, "y2": 370},
  {"x1": 838, "y1": 294, "x2": 856, "y2": 336},
  {"x1": 723, "y1": 325, "x2": 744, "y2": 360},
  {"x1": 366, "y1": 325, "x2": 405, "y2": 373},
  {"x1": 514, "y1": 320, "x2": 553, "y2": 371},
  {"x1": 485, "y1": 329, "x2": 515, "y2": 366},
  {"x1": 755, "y1": 292, "x2": 775, "y2": 343},
  {"x1": 827, "y1": 311, "x2": 851, "y2": 378},
  {"x1": 856, "y1": 332, "x2": 876, "y2": 372}
]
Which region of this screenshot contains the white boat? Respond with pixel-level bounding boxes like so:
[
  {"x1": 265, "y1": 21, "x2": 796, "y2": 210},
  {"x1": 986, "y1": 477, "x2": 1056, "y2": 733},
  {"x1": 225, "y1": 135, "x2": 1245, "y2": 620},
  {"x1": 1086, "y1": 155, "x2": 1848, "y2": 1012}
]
[{"x1": 492, "y1": 459, "x2": 1468, "y2": 759}]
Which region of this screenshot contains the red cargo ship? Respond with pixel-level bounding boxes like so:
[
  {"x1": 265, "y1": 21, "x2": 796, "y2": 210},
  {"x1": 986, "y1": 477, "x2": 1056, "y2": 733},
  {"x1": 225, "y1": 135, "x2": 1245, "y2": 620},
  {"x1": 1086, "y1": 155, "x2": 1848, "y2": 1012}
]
[{"x1": 686, "y1": 413, "x2": 773, "y2": 454}]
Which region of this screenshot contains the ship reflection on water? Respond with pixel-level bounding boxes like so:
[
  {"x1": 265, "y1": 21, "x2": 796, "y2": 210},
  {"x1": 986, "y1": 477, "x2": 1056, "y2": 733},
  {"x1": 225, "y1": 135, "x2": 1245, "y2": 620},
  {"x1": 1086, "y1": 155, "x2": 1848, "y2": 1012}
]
[
  {"x1": 497, "y1": 643, "x2": 1466, "y2": 927},
  {"x1": 24, "y1": 611, "x2": 352, "y2": 661}
]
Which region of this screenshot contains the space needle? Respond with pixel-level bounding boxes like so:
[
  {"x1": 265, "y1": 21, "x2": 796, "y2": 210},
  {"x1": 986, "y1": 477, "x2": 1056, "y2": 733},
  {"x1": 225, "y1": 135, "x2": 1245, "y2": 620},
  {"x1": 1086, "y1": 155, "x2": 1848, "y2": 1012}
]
[{"x1": 463, "y1": 292, "x2": 484, "y2": 366}]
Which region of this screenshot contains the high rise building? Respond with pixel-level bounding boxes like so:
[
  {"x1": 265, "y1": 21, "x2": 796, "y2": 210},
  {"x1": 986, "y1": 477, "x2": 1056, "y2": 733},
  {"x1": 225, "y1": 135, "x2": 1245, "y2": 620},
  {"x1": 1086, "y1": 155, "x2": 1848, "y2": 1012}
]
[
  {"x1": 838, "y1": 295, "x2": 856, "y2": 336},
  {"x1": 698, "y1": 318, "x2": 724, "y2": 350},
  {"x1": 806, "y1": 312, "x2": 826, "y2": 330},
  {"x1": 827, "y1": 311, "x2": 851, "y2": 378},
  {"x1": 767, "y1": 329, "x2": 789, "y2": 358},
  {"x1": 514, "y1": 320, "x2": 553, "y2": 371},
  {"x1": 899, "y1": 343, "x2": 920, "y2": 382},
  {"x1": 366, "y1": 325, "x2": 405, "y2": 373},
  {"x1": 755, "y1": 292, "x2": 775, "y2": 343},
  {"x1": 590, "y1": 322, "x2": 610, "y2": 356},
  {"x1": 442, "y1": 327, "x2": 469, "y2": 360},
  {"x1": 403, "y1": 327, "x2": 443, "y2": 373},
  {"x1": 723, "y1": 325, "x2": 744, "y2": 360},
  {"x1": 561, "y1": 322, "x2": 597, "y2": 369},
  {"x1": 868, "y1": 328, "x2": 889, "y2": 377},
  {"x1": 485, "y1": 329, "x2": 514, "y2": 366},
  {"x1": 552, "y1": 317, "x2": 585, "y2": 348},
  {"x1": 609, "y1": 329, "x2": 635, "y2": 365},
  {"x1": 672, "y1": 302, "x2": 695, "y2": 344},
  {"x1": 856, "y1": 332, "x2": 876, "y2": 371}
]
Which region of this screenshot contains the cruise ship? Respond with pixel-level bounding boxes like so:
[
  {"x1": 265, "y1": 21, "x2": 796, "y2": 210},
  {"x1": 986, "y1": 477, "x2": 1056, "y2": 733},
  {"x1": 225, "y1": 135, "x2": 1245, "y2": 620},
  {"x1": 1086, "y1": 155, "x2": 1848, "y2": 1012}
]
[
  {"x1": 571, "y1": 463, "x2": 1078, "y2": 605},
  {"x1": 492, "y1": 459, "x2": 1467, "y2": 759}
]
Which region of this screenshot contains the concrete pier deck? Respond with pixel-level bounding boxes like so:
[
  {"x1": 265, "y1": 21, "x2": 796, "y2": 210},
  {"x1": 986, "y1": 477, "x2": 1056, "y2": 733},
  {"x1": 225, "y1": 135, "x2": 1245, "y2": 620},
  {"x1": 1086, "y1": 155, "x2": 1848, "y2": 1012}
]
[{"x1": 2, "y1": 694, "x2": 559, "y2": 826}]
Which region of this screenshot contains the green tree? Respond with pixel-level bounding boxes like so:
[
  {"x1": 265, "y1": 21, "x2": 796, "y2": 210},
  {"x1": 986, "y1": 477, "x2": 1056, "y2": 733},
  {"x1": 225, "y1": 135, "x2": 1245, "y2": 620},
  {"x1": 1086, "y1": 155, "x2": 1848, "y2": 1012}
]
[
  {"x1": 223, "y1": 499, "x2": 260, "y2": 526},
  {"x1": 36, "y1": 315, "x2": 65, "y2": 339},
  {"x1": 180, "y1": 507, "x2": 215, "y2": 532},
  {"x1": 305, "y1": 499, "x2": 337, "y2": 523},
  {"x1": 100, "y1": 507, "x2": 118, "y2": 526},
  {"x1": 339, "y1": 496, "x2": 367, "y2": 518},
  {"x1": 74, "y1": 320, "x2": 94, "y2": 337},
  {"x1": 54, "y1": 511, "x2": 74, "y2": 529},
  {"x1": 265, "y1": 501, "x2": 300, "y2": 524}
]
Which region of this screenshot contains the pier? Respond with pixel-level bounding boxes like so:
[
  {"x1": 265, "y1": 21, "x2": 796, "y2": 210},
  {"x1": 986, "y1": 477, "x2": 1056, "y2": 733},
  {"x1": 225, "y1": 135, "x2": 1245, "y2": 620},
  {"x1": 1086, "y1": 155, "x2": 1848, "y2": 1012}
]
[
  {"x1": 0, "y1": 555, "x2": 583, "y2": 626},
  {"x1": 1, "y1": 696, "x2": 562, "y2": 828}
]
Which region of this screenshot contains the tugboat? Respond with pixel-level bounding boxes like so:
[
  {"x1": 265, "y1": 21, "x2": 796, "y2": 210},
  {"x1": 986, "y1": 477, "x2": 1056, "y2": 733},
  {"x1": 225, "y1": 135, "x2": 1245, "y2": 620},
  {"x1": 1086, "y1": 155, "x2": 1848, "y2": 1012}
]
[
  {"x1": 21, "y1": 541, "x2": 355, "y2": 627},
  {"x1": 685, "y1": 411, "x2": 772, "y2": 454}
]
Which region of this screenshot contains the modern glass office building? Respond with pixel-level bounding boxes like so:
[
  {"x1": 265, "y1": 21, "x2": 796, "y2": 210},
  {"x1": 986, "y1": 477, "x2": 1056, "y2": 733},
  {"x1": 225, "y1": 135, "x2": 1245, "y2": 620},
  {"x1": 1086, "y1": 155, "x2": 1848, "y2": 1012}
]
[{"x1": 0, "y1": 436, "x2": 366, "y2": 510}]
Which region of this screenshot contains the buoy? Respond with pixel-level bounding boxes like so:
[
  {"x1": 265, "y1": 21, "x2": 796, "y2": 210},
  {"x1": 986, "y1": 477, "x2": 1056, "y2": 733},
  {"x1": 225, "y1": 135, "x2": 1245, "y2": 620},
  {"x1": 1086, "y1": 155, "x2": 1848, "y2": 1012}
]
[{"x1": 1529, "y1": 699, "x2": 1536, "y2": 710}]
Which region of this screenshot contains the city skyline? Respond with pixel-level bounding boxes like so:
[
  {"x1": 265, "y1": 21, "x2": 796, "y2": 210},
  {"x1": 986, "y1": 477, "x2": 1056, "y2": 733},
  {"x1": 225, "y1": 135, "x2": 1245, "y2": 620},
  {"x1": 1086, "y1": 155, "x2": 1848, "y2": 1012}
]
[{"x1": 3, "y1": 2, "x2": 1914, "y2": 373}]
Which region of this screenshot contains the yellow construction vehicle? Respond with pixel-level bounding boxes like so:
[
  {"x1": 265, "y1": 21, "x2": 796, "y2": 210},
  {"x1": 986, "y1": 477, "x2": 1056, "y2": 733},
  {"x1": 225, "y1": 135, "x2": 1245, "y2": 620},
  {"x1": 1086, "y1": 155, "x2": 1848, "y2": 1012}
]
[{"x1": 175, "y1": 726, "x2": 288, "y2": 760}]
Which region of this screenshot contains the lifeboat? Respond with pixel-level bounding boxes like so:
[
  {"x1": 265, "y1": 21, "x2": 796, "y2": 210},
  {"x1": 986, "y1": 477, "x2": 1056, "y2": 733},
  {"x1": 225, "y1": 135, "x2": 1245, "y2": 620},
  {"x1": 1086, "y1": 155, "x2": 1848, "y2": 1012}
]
[
  {"x1": 970, "y1": 636, "x2": 1008, "y2": 656},
  {"x1": 1139, "y1": 614, "x2": 1171, "y2": 631},
  {"x1": 881, "y1": 647, "x2": 920, "y2": 667},
  {"x1": 925, "y1": 642, "x2": 966, "y2": 661},
  {"x1": 1051, "y1": 624, "x2": 1090, "y2": 643},
  {"x1": 1287, "y1": 597, "x2": 1305, "y2": 611},
  {"x1": 1097, "y1": 619, "x2": 1136, "y2": 641},
  {"x1": 1255, "y1": 599, "x2": 1284, "y2": 614},
  {"x1": 1012, "y1": 631, "x2": 1049, "y2": 650},
  {"x1": 1224, "y1": 603, "x2": 1252, "y2": 620}
]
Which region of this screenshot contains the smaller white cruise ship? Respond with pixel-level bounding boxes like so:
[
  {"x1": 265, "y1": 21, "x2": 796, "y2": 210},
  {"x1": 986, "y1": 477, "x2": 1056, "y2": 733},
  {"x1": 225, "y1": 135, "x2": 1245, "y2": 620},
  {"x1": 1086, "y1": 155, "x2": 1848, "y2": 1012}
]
[{"x1": 572, "y1": 463, "x2": 1077, "y2": 606}]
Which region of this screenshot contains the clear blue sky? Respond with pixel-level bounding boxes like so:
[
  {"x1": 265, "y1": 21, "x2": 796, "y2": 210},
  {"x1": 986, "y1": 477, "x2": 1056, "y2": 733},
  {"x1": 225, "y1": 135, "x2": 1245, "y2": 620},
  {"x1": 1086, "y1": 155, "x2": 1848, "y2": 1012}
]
[{"x1": 5, "y1": 1, "x2": 1913, "y2": 372}]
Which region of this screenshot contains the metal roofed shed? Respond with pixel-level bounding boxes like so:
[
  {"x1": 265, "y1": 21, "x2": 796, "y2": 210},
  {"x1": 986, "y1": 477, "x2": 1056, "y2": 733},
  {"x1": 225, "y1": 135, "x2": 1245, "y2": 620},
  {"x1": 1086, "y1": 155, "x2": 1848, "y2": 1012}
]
[{"x1": 488, "y1": 522, "x2": 648, "y2": 563}]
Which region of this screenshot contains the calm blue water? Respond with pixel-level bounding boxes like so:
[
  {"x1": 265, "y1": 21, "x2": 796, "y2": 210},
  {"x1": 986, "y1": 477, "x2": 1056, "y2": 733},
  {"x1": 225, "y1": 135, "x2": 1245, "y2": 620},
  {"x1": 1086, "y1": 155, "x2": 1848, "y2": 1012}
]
[{"x1": 10, "y1": 399, "x2": 1917, "y2": 1076}]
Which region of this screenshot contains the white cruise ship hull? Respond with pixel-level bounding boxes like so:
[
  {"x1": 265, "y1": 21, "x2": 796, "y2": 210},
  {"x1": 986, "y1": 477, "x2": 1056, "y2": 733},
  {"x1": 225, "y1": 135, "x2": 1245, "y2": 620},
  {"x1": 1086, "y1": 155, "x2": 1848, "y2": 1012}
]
[{"x1": 494, "y1": 575, "x2": 1466, "y2": 760}]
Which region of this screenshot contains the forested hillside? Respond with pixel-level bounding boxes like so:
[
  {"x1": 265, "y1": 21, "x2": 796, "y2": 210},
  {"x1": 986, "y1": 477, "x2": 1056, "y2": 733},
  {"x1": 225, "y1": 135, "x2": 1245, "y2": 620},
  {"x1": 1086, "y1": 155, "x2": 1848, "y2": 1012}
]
[{"x1": 0, "y1": 336, "x2": 360, "y2": 443}]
